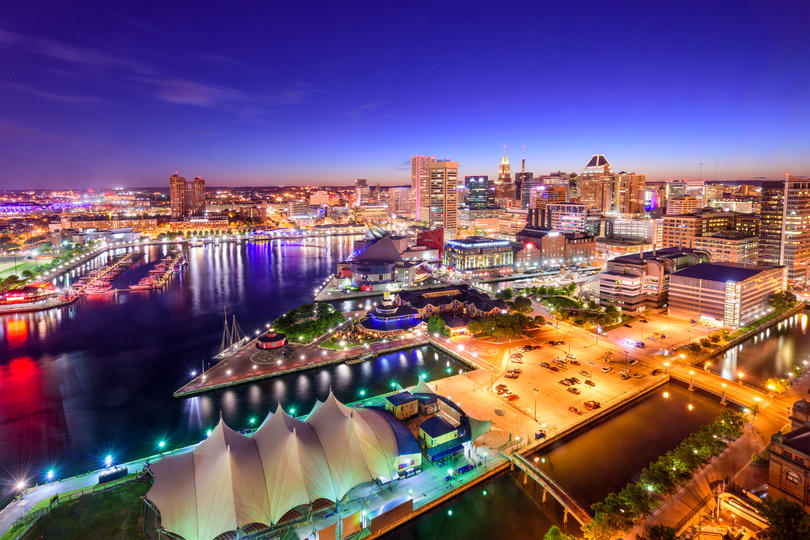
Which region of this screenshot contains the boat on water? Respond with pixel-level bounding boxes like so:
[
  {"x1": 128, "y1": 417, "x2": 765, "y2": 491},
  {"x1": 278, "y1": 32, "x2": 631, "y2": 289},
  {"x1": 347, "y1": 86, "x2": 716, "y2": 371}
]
[{"x1": 212, "y1": 310, "x2": 250, "y2": 362}]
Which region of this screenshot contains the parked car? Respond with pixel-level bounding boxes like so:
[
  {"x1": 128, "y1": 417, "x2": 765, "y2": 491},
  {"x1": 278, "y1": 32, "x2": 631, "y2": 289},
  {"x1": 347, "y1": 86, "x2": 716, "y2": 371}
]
[
  {"x1": 640, "y1": 319, "x2": 648, "y2": 323},
  {"x1": 584, "y1": 400, "x2": 601, "y2": 409},
  {"x1": 570, "y1": 359, "x2": 580, "y2": 366},
  {"x1": 568, "y1": 406, "x2": 583, "y2": 415},
  {"x1": 623, "y1": 324, "x2": 632, "y2": 328},
  {"x1": 629, "y1": 359, "x2": 639, "y2": 366},
  {"x1": 584, "y1": 379, "x2": 596, "y2": 387},
  {"x1": 601, "y1": 366, "x2": 613, "y2": 373},
  {"x1": 633, "y1": 373, "x2": 644, "y2": 379},
  {"x1": 621, "y1": 373, "x2": 631, "y2": 380},
  {"x1": 568, "y1": 377, "x2": 580, "y2": 384},
  {"x1": 650, "y1": 369, "x2": 662, "y2": 376},
  {"x1": 549, "y1": 365, "x2": 559, "y2": 372},
  {"x1": 634, "y1": 342, "x2": 646, "y2": 348},
  {"x1": 540, "y1": 362, "x2": 551, "y2": 368},
  {"x1": 511, "y1": 368, "x2": 522, "y2": 374},
  {"x1": 507, "y1": 394, "x2": 519, "y2": 401},
  {"x1": 579, "y1": 369, "x2": 590, "y2": 377},
  {"x1": 567, "y1": 387, "x2": 581, "y2": 395},
  {"x1": 565, "y1": 353, "x2": 576, "y2": 359},
  {"x1": 516, "y1": 347, "x2": 526, "y2": 353},
  {"x1": 511, "y1": 353, "x2": 523, "y2": 359},
  {"x1": 511, "y1": 357, "x2": 523, "y2": 364},
  {"x1": 558, "y1": 379, "x2": 572, "y2": 386}
]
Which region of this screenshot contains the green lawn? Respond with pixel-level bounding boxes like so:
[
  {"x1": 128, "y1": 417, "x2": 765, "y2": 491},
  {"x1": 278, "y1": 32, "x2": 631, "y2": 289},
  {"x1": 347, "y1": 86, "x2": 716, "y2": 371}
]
[{"x1": 20, "y1": 481, "x2": 149, "y2": 540}]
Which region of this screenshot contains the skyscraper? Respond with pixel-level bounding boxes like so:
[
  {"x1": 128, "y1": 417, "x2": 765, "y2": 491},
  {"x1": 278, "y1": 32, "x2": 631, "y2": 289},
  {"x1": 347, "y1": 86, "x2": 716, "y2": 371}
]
[
  {"x1": 411, "y1": 155, "x2": 435, "y2": 221},
  {"x1": 355, "y1": 178, "x2": 370, "y2": 206},
  {"x1": 578, "y1": 154, "x2": 614, "y2": 212},
  {"x1": 759, "y1": 176, "x2": 810, "y2": 284},
  {"x1": 614, "y1": 173, "x2": 645, "y2": 214},
  {"x1": 169, "y1": 173, "x2": 187, "y2": 219},
  {"x1": 466, "y1": 175, "x2": 495, "y2": 209},
  {"x1": 427, "y1": 160, "x2": 458, "y2": 238},
  {"x1": 169, "y1": 173, "x2": 206, "y2": 219},
  {"x1": 518, "y1": 173, "x2": 538, "y2": 209},
  {"x1": 495, "y1": 154, "x2": 514, "y2": 201}
]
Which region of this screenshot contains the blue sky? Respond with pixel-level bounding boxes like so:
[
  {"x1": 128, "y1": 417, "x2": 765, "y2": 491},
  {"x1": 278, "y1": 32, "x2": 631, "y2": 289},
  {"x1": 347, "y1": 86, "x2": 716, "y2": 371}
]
[{"x1": 1, "y1": 1, "x2": 809, "y2": 188}]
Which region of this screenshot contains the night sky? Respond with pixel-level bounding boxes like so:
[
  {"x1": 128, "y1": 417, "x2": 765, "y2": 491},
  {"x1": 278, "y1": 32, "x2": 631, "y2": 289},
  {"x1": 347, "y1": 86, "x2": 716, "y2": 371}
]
[{"x1": 1, "y1": 1, "x2": 809, "y2": 188}]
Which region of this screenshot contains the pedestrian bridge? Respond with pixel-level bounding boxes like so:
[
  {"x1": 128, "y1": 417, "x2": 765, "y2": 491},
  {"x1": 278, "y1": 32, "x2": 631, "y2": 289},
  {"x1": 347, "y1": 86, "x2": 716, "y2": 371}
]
[{"x1": 503, "y1": 452, "x2": 592, "y2": 526}]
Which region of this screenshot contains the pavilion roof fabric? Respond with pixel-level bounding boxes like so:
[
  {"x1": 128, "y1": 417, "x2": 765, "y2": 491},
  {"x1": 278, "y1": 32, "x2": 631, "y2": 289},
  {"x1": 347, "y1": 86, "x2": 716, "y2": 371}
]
[{"x1": 147, "y1": 392, "x2": 402, "y2": 540}]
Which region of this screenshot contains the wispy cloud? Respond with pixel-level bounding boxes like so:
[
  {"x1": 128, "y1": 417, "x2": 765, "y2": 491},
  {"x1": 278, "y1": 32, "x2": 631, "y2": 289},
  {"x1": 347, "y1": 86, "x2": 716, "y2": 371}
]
[
  {"x1": 0, "y1": 29, "x2": 320, "y2": 115},
  {"x1": 2, "y1": 82, "x2": 108, "y2": 104},
  {"x1": 348, "y1": 99, "x2": 387, "y2": 120},
  {"x1": 393, "y1": 158, "x2": 410, "y2": 171}
]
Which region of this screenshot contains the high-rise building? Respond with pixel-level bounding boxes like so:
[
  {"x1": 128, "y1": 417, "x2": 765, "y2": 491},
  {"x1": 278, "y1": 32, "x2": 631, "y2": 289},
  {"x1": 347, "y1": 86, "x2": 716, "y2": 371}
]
[
  {"x1": 169, "y1": 173, "x2": 205, "y2": 219},
  {"x1": 190, "y1": 176, "x2": 205, "y2": 216},
  {"x1": 426, "y1": 161, "x2": 458, "y2": 239},
  {"x1": 759, "y1": 176, "x2": 810, "y2": 284},
  {"x1": 169, "y1": 173, "x2": 187, "y2": 219},
  {"x1": 661, "y1": 211, "x2": 758, "y2": 249},
  {"x1": 518, "y1": 173, "x2": 538, "y2": 209},
  {"x1": 614, "y1": 173, "x2": 646, "y2": 214},
  {"x1": 388, "y1": 187, "x2": 413, "y2": 216},
  {"x1": 666, "y1": 196, "x2": 700, "y2": 215},
  {"x1": 309, "y1": 190, "x2": 330, "y2": 206},
  {"x1": 466, "y1": 175, "x2": 495, "y2": 209},
  {"x1": 666, "y1": 179, "x2": 688, "y2": 199},
  {"x1": 411, "y1": 155, "x2": 435, "y2": 221},
  {"x1": 495, "y1": 154, "x2": 514, "y2": 200},
  {"x1": 355, "y1": 178, "x2": 370, "y2": 207},
  {"x1": 578, "y1": 154, "x2": 615, "y2": 212}
]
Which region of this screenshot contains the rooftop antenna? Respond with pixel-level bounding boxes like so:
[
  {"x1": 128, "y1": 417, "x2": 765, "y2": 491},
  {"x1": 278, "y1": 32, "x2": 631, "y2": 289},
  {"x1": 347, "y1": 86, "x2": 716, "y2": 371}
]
[
  {"x1": 503, "y1": 144, "x2": 507, "y2": 158},
  {"x1": 521, "y1": 145, "x2": 526, "y2": 173}
]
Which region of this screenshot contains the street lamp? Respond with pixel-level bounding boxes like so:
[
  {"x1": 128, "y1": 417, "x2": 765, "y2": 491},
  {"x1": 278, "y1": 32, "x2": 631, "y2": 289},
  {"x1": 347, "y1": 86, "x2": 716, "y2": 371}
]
[
  {"x1": 689, "y1": 370, "x2": 695, "y2": 391},
  {"x1": 736, "y1": 371, "x2": 744, "y2": 385},
  {"x1": 721, "y1": 382, "x2": 727, "y2": 405},
  {"x1": 533, "y1": 388, "x2": 538, "y2": 421}
]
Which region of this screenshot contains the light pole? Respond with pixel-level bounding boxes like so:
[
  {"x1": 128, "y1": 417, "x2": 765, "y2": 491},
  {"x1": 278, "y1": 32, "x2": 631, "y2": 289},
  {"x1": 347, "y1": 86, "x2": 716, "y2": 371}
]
[
  {"x1": 533, "y1": 388, "x2": 538, "y2": 421},
  {"x1": 689, "y1": 370, "x2": 695, "y2": 391},
  {"x1": 720, "y1": 383, "x2": 727, "y2": 405}
]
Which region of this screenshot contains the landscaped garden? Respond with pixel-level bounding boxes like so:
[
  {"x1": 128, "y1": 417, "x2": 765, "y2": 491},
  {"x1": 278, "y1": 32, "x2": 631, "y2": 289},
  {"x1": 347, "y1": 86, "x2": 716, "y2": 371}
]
[{"x1": 272, "y1": 303, "x2": 346, "y2": 344}]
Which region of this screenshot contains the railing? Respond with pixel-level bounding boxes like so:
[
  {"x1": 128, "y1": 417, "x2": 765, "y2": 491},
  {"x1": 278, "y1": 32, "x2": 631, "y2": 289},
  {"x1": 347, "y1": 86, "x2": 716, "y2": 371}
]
[{"x1": 7, "y1": 472, "x2": 147, "y2": 540}]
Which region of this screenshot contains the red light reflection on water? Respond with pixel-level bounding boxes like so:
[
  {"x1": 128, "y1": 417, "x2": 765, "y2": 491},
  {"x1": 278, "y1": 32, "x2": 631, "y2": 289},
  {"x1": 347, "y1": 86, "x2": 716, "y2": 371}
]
[{"x1": 4, "y1": 318, "x2": 28, "y2": 346}]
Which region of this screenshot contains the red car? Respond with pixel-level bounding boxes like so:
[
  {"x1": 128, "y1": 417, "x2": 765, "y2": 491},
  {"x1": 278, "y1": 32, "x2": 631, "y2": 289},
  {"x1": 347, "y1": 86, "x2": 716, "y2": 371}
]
[
  {"x1": 507, "y1": 394, "x2": 519, "y2": 401},
  {"x1": 568, "y1": 406, "x2": 583, "y2": 415}
]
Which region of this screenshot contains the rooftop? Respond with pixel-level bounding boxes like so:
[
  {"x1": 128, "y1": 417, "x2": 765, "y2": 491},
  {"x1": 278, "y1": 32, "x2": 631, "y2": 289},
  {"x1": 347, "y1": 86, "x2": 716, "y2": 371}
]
[
  {"x1": 445, "y1": 236, "x2": 513, "y2": 249},
  {"x1": 419, "y1": 416, "x2": 457, "y2": 438},
  {"x1": 781, "y1": 424, "x2": 810, "y2": 456},
  {"x1": 672, "y1": 262, "x2": 781, "y2": 282},
  {"x1": 611, "y1": 246, "x2": 707, "y2": 265},
  {"x1": 385, "y1": 391, "x2": 417, "y2": 407}
]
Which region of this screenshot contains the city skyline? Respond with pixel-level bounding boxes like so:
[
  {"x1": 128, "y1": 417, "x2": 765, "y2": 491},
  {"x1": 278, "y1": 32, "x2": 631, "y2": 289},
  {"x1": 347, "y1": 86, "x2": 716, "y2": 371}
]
[{"x1": 1, "y1": 1, "x2": 809, "y2": 188}]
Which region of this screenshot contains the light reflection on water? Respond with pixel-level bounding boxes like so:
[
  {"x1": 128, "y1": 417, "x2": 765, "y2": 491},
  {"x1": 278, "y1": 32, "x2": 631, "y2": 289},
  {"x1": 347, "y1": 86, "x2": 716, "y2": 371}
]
[
  {"x1": 713, "y1": 311, "x2": 810, "y2": 387},
  {"x1": 0, "y1": 237, "x2": 472, "y2": 483}
]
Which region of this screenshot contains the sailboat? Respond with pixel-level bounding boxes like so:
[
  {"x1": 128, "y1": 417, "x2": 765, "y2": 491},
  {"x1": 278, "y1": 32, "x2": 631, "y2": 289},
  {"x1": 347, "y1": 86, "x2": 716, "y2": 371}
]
[{"x1": 213, "y1": 308, "x2": 250, "y2": 361}]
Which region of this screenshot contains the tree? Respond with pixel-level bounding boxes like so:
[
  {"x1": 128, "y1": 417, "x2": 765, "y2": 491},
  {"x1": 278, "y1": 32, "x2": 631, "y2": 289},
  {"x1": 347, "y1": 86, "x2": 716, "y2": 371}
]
[
  {"x1": 642, "y1": 525, "x2": 677, "y2": 540},
  {"x1": 755, "y1": 497, "x2": 810, "y2": 540},
  {"x1": 497, "y1": 288, "x2": 514, "y2": 300},
  {"x1": 544, "y1": 525, "x2": 576, "y2": 540},
  {"x1": 512, "y1": 295, "x2": 532, "y2": 312},
  {"x1": 21, "y1": 269, "x2": 34, "y2": 279},
  {"x1": 427, "y1": 315, "x2": 450, "y2": 337},
  {"x1": 767, "y1": 377, "x2": 790, "y2": 394},
  {"x1": 769, "y1": 291, "x2": 797, "y2": 312},
  {"x1": 534, "y1": 314, "x2": 546, "y2": 326}
]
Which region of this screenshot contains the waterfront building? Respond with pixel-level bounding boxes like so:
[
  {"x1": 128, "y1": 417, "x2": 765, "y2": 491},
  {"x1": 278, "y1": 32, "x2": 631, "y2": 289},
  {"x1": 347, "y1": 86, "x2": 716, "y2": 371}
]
[
  {"x1": 666, "y1": 195, "x2": 700, "y2": 215},
  {"x1": 412, "y1": 155, "x2": 436, "y2": 221},
  {"x1": 256, "y1": 331, "x2": 287, "y2": 350},
  {"x1": 169, "y1": 173, "x2": 206, "y2": 219},
  {"x1": 692, "y1": 231, "x2": 758, "y2": 264},
  {"x1": 419, "y1": 416, "x2": 463, "y2": 462},
  {"x1": 668, "y1": 263, "x2": 786, "y2": 327},
  {"x1": 145, "y1": 392, "x2": 423, "y2": 540},
  {"x1": 385, "y1": 391, "x2": 420, "y2": 420},
  {"x1": 288, "y1": 200, "x2": 312, "y2": 219},
  {"x1": 465, "y1": 175, "x2": 495, "y2": 209},
  {"x1": 759, "y1": 176, "x2": 810, "y2": 285},
  {"x1": 398, "y1": 284, "x2": 508, "y2": 319},
  {"x1": 416, "y1": 227, "x2": 445, "y2": 258},
  {"x1": 443, "y1": 236, "x2": 515, "y2": 275},
  {"x1": 514, "y1": 227, "x2": 597, "y2": 268},
  {"x1": 341, "y1": 235, "x2": 421, "y2": 291},
  {"x1": 50, "y1": 216, "x2": 159, "y2": 233},
  {"x1": 359, "y1": 291, "x2": 421, "y2": 336},
  {"x1": 426, "y1": 161, "x2": 458, "y2": 239},
  {"x1": 355, "y1": 205, "x2": 391, "y2": 223},
  {"x1": 769, "y1": 401, "x2": 810, "y2": 513},
  {"x1": 167, "y1": 217, "x2": 229, "y2": 233},
  {"x1": 598, "y1": 247, "x2": 710, "y2": 313}
]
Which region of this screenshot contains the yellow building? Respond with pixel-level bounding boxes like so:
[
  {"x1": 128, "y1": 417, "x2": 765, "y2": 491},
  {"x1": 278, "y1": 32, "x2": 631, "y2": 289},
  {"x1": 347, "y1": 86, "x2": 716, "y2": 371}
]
[{"x1": 384, "y1": 391, "x2": 419, "y2": 420}]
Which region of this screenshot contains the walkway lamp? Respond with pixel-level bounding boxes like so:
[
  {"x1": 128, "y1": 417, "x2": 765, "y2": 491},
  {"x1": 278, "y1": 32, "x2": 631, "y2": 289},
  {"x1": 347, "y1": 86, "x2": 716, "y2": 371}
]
[
  {"x1": 721, "y1": 383, "x2": 727, "y2": 405},
  {"x1": 689, "y1": 370, "x2": 695, "y2": 391}
]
